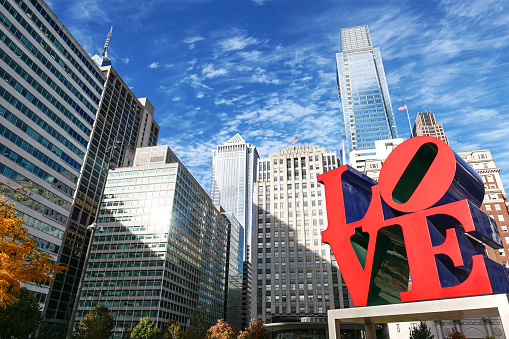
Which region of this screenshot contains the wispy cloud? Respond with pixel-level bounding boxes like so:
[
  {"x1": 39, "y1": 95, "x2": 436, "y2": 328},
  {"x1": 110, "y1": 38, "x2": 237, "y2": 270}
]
[
  {"x1": 183, "y1": 35, "x2": 205, "y2": 49},
  {"x1": 218, "y1": 33, "x2": 259, "y2": 51},
  {"x1": 148, "y1": 62, "x2": 160, "y2": 69},
  {"x1": 202, "y1": 64, "x2": 228, "y2": 78}
]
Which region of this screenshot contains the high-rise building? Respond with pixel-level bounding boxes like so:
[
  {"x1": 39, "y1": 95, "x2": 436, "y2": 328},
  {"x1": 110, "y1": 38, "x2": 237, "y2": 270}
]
[
  {"x1": 0, "y1": 0, "x2": 104, "y2": 310},
  {"x1": 349, "y1": 138, "x2": 404, "y2": 180},
  {"x1": 42, "y1": 38, "x2": 159, "y2": 330},
  {"x1": 413, "y1": 111, "x2": 449, "y2": 144},
  {"x1": 253, "y1": 145, "x2": 351, "y2": 330},
  {"x1": 458, "y1": 150, "x2": 509, "y2": 266},
  {"x1": 216, "y1": 206, "x2": 245, "y2": 331},
  {"x1": 211, "y1": 133, "x2": 259, "y2": 262},
  {"x1": 0, "y1": 2, "x2": 159, "y2": 329},
  {"x1": 336, "y1": 25, "x2": 398, "y2": 164},
  {"x1": 75, "y1": 146, "x2": 227, "y2": 337}
]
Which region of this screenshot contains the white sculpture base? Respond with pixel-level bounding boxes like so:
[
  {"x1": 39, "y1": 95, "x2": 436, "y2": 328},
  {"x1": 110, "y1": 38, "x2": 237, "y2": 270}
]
[{"x1": 327, "y1": 294, "x2": 509, "y2": 339}]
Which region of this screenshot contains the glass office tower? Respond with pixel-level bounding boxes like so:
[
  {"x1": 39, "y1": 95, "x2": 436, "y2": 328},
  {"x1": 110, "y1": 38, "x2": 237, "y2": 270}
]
[
  {"x1": 76, "y1": 146, "x2": 227, "y2": 337},
  {"x1": 0, "y1": 0, "x2": 103, "y2": 309},
  {"x1": 211, "y1": 133, "x2": 259, "y2": 262},
  {"x1": 336, "y1": 25, "x2": 398, "y2": 164}
]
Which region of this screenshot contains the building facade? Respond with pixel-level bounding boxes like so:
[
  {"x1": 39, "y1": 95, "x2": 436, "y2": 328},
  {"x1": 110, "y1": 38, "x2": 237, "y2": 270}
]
[
  {"x1": 0, "y1": 0, "x2": 105, "y2": 309},
  {"x1": 458, "y1": 150, "x2": 509, "y2": 267},
  {"x1": 0, "y1": 1, "x2": 159, "y2": 329},
  {"x1": 412, "y1": 111, "x2": 449, "y2": 144},
  {"x1": 75, "y1": 146, "x2": 227, "y2": 337},
  {"x1": 211, "y1": 133, "x2": 259, "y2": 262},
  {"x1": 253, "y1": 145, "x2": 349, "y2": 324},
  {"x1": 336, "y1": 25, "x2": 398, "y2": 164},
  {"x1": 43, "y1": 61, "x2": 158, "y2": 330},
  {"x1": 217, "y1": 207, "x2": 245, "y2": 331},
  {"x1": 349, "y1": 138, "x2": 404, "y2": 180}
]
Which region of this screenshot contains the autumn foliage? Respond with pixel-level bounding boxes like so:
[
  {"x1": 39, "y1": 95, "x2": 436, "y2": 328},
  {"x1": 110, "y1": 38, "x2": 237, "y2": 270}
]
[
  {"x1": 238, "y1": 319, "x2": 267, "y2": 339},
  {"x1": 206, "y1": 319, "x2": 238, "y2": 339},
  {"x1": 0, "y1": 195, "x2": 66, "y2": 307}
]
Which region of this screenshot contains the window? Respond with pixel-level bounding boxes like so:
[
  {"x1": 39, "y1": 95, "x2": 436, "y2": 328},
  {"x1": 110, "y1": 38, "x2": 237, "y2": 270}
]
[
  {"x1": 495, "y1": 204, "x2": 501, "y2": 211},
  {"x1": 502, "y1": 225, "x2": 508, "y2": 232},
  {"x1": 505, "y1": 237, "x2": 509, "y2": 244},
  {"x1": 499, "y1": 249, "x2": 506, "y2": 256},
  {"x1": 486, "y1": 205, "x2": 492, "y2": 211},
  {"x1": 499, "y1": 215, "x2": 505, "y2": 221}
]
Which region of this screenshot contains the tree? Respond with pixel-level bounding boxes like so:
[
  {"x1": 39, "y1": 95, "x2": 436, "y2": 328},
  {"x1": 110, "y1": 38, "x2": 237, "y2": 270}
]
[
  {"x1": 447, "y1": 327, "x2": 466, "y2": 339},
  {"x1": 0, "y1": 287, "x2": 42, "y2": 338},
  {"x1": 73, "y1": 305, "x2": 114, "y2": 339},
  {"x1": 184, "y1": 311, "x2": 209, "y2": 339},
  {"x1": 206, "y1": 319, "x2": 237, "y2": 339},
  {"x1": 238, "y1": 319, "x2": 266, "y2": 339},
  {"x1": 0, "y1": 195, "x2": 66, "y2": 307},
  {"x1": 131, "y1": 317, "x2": 158, "y2": 339},
  {"x1": 161, "y1": 321, "x2": 183, "y2": 339},
  {"x1": 409, "y1": 322, "x2": 434, "y2": 339}
]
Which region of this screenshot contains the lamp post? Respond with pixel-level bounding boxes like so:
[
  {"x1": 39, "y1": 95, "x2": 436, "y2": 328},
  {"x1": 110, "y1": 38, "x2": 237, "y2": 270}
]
[{"x1": 66, "y1": 138, "x2": 121, "y2": 338}]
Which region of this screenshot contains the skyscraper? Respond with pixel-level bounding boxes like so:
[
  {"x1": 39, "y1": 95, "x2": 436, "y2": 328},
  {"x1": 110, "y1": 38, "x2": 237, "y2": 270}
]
[
  {"x1": 0, "y1": 11, "x2": 162, "y2": 330},
  {"x1": 75, "y1": 146, "x2": 227, "y2": 336},
  {"x1": 336, "y1": 25, "x2": 398, "y2": 164},
  {"x1": 211, "y1": 133, "x2": 259, "y2": 262},
  {"x1": 253, "y1": 145, "x2": 350, "y2": 329},
  {"x1": 413, "y1": 111, "x2": 449, "y2": 144},
  {"x1": 0, "y1": 0, "x2": 104, "y2": 310}
]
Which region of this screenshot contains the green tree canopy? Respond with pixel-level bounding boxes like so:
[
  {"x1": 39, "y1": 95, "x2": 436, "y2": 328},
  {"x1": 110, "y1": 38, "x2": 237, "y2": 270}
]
[
  {"x1": 131, "y1": 317, "x2": 158, "y2": 339},
  {"x1": 409, "y1": 322, "x2": 434, "y2": 339},
  {"x1": 0, "y1": 287, "x2": 42, "y2": 338},
  {"x1": 183, "y1": 311, "x2": 208, "y2": 339},
  {"x1": 73, "y1": 305, "x2": 114, "y2": 339},
  {"x1": 161, "y1": 320, "x2": 183, "y2": 339}
]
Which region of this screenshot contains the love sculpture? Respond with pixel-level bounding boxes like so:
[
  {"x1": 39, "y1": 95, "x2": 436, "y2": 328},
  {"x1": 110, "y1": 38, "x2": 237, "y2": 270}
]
[{"x1": 319, "y1": 136, "x2": 509, "y2": 307}]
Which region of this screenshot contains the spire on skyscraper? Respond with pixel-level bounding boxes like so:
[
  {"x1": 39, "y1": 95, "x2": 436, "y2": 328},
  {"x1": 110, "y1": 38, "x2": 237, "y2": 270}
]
[
  {"x1": 92, "y1": 26, "x2": 113, "y2": 67},
  {"x1": 101, "y1": 26, "x2": 112, "y2": 58}
]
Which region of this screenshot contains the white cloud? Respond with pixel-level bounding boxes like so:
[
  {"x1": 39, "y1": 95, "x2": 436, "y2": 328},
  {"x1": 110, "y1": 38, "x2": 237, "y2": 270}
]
[
  {"x1": 148, "y1": 62, "x2": 160, "y2": 69},
  {"x1": 197, "y1": 92, "x2": 204, "y2": 98},
  {"x1": 202, "y1": 64, "x2": 228, "y2": 78},
  {"x1": 183, "y1": 35, "x2": 205, "y2": 49},
  {"x1": 122, "y1": 57, "x2": 130, "y2": 65},
  {"x1": 172, "y1": 97, "x2": 181, "y2": 101},
  {"x1": 218, "y1": 35, "x2": 259, "y2": 51}
]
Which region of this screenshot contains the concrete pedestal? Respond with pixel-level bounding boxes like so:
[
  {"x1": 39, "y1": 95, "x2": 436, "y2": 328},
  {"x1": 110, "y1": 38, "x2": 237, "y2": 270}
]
[{"x1": 328, "y1": 294, "x2": 509, "y2": 339}]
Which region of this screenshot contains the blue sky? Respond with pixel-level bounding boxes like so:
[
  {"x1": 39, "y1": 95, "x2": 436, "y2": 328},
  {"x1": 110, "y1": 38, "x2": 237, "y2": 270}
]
[{"x1": 48, "y1": 0, "x2": 509, "y2": 191}]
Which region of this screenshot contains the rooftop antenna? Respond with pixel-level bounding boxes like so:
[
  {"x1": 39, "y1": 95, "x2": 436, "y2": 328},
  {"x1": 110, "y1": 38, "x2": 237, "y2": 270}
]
[{"x1": 101, "y1": 26, "x2": 113, "y2": 58}]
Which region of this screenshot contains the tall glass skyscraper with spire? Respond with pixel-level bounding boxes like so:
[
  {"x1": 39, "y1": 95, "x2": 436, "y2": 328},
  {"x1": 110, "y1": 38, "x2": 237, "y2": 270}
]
[
  {"x1": 336, "y1": 25, "x2": 398, "y2": 164},
  {"x1": 211, "y1": 134, "x2": 258, "y2": 262}
]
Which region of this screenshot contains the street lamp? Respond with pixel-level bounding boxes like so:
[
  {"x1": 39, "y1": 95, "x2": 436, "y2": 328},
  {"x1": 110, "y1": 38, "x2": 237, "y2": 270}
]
[{"x1": 66, "y1": 137, "x2": 121, "y2": 338}]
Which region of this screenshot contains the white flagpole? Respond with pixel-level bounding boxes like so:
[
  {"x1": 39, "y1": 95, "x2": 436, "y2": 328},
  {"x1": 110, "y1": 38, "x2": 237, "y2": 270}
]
[{"x1": 405, "y1": 102, "x2": 413, "y2": 137}]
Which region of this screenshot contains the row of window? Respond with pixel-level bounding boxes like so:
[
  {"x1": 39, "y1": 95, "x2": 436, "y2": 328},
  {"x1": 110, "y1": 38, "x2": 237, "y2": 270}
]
[
  {"x1": 0, "y1": 143, "x2": 75, "y2": 195},
  {"x1": 0, "y1": 120, "x2": 81, "y2": 171},
  {"x1": 0, "y1": 84, "x2": 88, "y2": 147},
  {"x1": 0, "y1": 43, "x2": 95, "y2": 124},
  {"x1": 2, "y1": 184, "x2": 68, "y2": 224},
  {"x1": 109, "y1": 167, "x2": 177, "y2": 178},
  {"x1": 17, "y1": 209, "x2": 64, "y2": 239},
  {"x1": 106, "y1": 174, "x2": 176, "y2": 185},
  {"x1": 20, "y1": 0, "x2": 104, "y2": 88},
  {"x1": 0, "y1": 23, "x2": 99, "y2": 107},
  {"x1": 0, "y1": 162, "x2": 71, "y2": 210},
  {"x1": 0, "y1": 64, "x2": 91, "y2": 137},
  {"x1": 0, "y1": 126, "x2": 78, "y2": 183},
  {"x1": 104, "y1": 182, "x2": 175, "y2": 192},
  {"x1": 0, "y1": 102, "x2": 85, "y2": 159}
]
